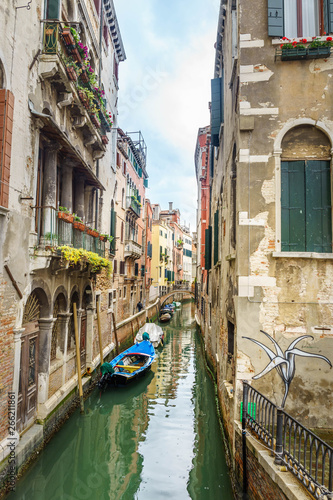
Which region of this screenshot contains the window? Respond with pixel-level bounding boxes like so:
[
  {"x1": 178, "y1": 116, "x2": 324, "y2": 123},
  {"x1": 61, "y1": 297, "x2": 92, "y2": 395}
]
[
  {"x1": 268, "y1": 0, "x2": 333, "y2": 38},
  {"x1": 281, "y1": 160, "x2": 331, "y2": 252},
  {"x1": 211, "y1": 73, "x2": 224, "y2": 147},
  {"x1": 123, "y1": 286, "x2": 127, "y2": 298},
  {"x1": 227, "y1": 321, "x2": 235, "y2": 362},
  {"x1": 0, "y1": 89, "x2": 14, "y2": 208},
  {"x1": 113, "y1": 260, "x2": 117, "y2": 274},
  {"x1": 280, "y1": 125, "x2": 332, "y2": 253}
]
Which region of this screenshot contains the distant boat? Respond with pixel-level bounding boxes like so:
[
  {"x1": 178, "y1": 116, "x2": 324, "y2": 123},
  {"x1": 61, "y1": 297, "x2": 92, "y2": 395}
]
[
  {"x1": 159, "y1": 312, "x2": 171, "y2": 323},
  {"x1": 173, "y1": 301, "x2": 181, "y2": 308},
  {"x1": 135, "y1": 323, "x2": 164, "y2": 348},
  {"x1": 98, "y1": 340, "x2": 155, "y2": 388}
]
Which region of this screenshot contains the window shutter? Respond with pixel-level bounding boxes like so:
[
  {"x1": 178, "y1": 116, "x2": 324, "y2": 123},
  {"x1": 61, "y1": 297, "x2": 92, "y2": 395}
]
[
  {"x1": 305, "y1": 161, "x2": 332, "y2": 253},
  {"x1": 0, "y1": 90, "x2": 14, "y2": 208},
  {"x1": 281, "y1": 161, "x2": 306, "y2": 251},
  {"x1": 205, "y1": 226, "x2": 212, "y2": 270},
  {"x1": 268, "y1": 0, "x2": 284, "y2": 37},
  {"x1": 46, "y1": 0, "x2": 60, "y2": 19},
  {"x1": 328, "y1": 0, "x2": 333, "y2": 33},
  {"x1": 211, "y1": 77, "x2": 223, "y2": 147},
  {"x1": 110, "y1": 208, "x2": 116, "y2": 254},
  {"x1": 214, "y1": 209, "x2": 219, "y2": 265}
]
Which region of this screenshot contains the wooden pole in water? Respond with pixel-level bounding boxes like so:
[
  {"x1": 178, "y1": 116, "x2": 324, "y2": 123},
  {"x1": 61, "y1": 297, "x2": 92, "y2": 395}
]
[
  {"x1": 130, "y1": 319, "x2": 135, "y2": 343},
  {"x1": 96, "y1": 301, "x2": 104, "y2": 366},
  {"x1": 111, "y1": 311, "x2": 119, "y2": 354},
  {"x1": 73, "y1": 302, "x2": 84, "y2": 413}
]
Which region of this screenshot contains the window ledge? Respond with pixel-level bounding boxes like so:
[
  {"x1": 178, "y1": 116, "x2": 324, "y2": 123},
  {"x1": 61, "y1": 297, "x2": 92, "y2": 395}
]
[
  {"x1": 0, "y1": 206, "x2": 9, "y2": 216},
  {"x1": 272, "y1": 251, "x2": 333, "y2": 259}
]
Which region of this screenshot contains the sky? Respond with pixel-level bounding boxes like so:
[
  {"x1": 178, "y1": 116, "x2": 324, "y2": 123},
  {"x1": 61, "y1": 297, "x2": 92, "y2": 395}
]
[{"x1": 114, "y1": 0, "x2": 220, "y2": 232}]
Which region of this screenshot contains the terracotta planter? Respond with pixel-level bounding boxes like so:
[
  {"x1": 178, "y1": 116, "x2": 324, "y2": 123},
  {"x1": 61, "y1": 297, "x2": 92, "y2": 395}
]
[
  {"x1": 101, "y1": 135, "x2": 108, "y2": 145},
  {"x1": 62, "y1": 28, "x2": 75, "y2": 47},
  {"x1": 71, "y1": 47, "x2": 82, "y2": 64},
  {"x1": 90, "y1": 114, "x2": 101, "y2": 128},
  {"x1": 73, "y1": 221, "x2": 85, "y2": 232},
  {"x1": 66, "y1": 66, "x2": 77, "y2": 82},
  {"x1": 87, "y1": 228, "x2": 99, "y2": 237},
  {"x1": 99, "y1": 235, "x2": 108, "y2": 242},
  {"x1": 58, "y1": 211, "x2": 74, "y2": 223},
  {"x1": 80, "y1": 70, "x2": 89, "y2": 83}
]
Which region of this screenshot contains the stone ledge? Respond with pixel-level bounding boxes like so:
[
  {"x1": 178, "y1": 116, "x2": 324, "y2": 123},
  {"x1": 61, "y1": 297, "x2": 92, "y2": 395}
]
[
  {"x1": 273, "y1": 252, "x2": 333, "y2": 260},
  {"x1": 235, "y1": 421, "x2": 313, "y2": 500}
]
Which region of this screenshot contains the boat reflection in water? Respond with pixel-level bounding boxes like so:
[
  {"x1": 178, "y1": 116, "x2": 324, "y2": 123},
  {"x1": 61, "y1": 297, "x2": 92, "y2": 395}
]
[{"x1": 7, "y1": 303, "x2": 233, "y2": 500}]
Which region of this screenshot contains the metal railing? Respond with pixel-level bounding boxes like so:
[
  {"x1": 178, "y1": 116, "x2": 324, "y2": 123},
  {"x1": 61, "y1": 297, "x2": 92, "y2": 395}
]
[
  {"x1": 243, "y1": 382, "x2": 333, "y2": 499},
  {"x1": 34, "y1": 206, "x2": 105, "y2": 257},
  {"x1": 126, "y1": 196, "x2": 141, "y2": 217}
]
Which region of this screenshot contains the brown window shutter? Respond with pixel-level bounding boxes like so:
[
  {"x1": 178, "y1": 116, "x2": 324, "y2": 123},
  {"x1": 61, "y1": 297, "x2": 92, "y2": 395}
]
[
  {"x1": 117, "y1": 152, "x2": 120, "y2": 167},
  {"x1": 0, "y1": 89, "x2": 14, "y2": 208}
]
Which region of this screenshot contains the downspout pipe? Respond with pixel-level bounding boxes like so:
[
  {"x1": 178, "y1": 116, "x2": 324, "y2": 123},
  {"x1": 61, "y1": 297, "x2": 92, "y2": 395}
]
[{"x1": 95, "y1": 0, "x2": 104, "y2": 229}]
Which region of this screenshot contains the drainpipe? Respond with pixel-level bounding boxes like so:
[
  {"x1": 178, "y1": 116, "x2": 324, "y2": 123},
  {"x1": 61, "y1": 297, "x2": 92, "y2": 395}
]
[{"x1": 95, "y1": 0, "x2": 104, "y2": 229}]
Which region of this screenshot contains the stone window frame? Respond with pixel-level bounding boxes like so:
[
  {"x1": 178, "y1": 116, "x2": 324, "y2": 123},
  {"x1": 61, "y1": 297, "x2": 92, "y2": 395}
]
[{"x1": 273, "y1": 118, "x2": 333, "y2": 257}]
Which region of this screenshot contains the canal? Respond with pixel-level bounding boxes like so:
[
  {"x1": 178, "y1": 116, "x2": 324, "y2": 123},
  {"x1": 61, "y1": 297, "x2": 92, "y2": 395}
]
[{"x1": 7, "y1": 302, "x2": 234, "y2": 500}]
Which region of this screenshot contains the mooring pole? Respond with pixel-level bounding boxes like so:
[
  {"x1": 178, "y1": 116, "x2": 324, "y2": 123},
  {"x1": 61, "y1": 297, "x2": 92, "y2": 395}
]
[
  {"x1": 242, "y1": 381, "x2": 249, "y2": 500},
  {"x1": 111, "y1": 312, "x2": 119, "y2": 354},
  {"x1": 96, "y1": 301, "x2": 104, "y2": 366},
  {"x1": 73, "y1": 302, "x2": 84, "y2": 413}
]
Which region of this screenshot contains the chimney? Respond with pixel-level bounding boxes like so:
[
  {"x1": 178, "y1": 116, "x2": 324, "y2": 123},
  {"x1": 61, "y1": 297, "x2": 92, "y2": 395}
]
[{"x1": 169, "y1": 202, "x2": 173, "y2": 212}]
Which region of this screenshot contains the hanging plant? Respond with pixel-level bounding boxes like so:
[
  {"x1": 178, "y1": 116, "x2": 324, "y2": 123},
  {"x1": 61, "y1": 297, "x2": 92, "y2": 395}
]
[{"x1": 57, "y1": 246, "x2": 112, "y2": 275}]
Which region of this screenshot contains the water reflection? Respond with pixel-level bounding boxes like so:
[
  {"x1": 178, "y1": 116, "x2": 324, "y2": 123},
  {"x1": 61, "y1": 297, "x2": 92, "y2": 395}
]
[{"x1": 7, "y1": 303, "x2": 233, "y2": 500}]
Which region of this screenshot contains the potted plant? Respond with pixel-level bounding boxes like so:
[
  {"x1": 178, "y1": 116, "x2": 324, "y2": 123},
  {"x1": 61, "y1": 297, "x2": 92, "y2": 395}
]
[
  {"x1": 101, "y1": 135, "x2": 109, "y2": 145},
  {"x1": 61, "y1": 26, "x2": 76, "y2": 47},
  {"x1": 86, "y1": 227, "x2": 99, "y2": 237},
  {"x1": 280, "y1": 38, "x2": 307, "y2": 60},
  {"x1": 58, "y1": 206, "x2": 74, "y2": 223},
  {"x1": 73, "y1": 214, "x2": 85, "y2": 232},
  {"x1": 307, "y1": 36, "x2": 332, "y2": 59},
  {"x1": 64, "y1": 58, "x2": 79, "y2": 82}
]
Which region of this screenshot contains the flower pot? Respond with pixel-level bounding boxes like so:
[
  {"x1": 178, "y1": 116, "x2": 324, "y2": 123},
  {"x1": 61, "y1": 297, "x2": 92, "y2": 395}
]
[
  {"x1": 80, "y1": 69, "x2": 90, "y2": 83},
  {"x1": 58, "y1": 211, "x2": 74, "y2": 223},
  {"x1": 99, "y1": 235, "x2": 108, "y2": 242},
  {"x1": 281, "y1": 47, "x2": 307, "y2": 60},
  {"x1": 101, "y1": 135, "x2": 109, "y2": 145},
  {"x1": 90, "y1": 114, "x2": 101, "y2": 128},
  {"x1": 73, "y1": 221, "x2": 85, "y2": 232},
  {"x1": 62, "y1": 28, "x2": 75, "y2": 48},
  {"x1": 87, "y1": 228, "x2": 99, "y2": 237},
  {"x1": 71, "y1": 47, "x2": 82, "y2": 64},
  {"x1": 66, "y1": 66, "x2": 77, "y2": 82},
  {"x1": 307, "y1": 46, "x2": 331, "y2": 59}
]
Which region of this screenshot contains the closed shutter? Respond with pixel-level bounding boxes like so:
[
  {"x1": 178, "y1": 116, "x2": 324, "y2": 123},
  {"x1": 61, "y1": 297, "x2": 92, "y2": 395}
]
[
  {"x1": 281, "y1": 161, "x2": 306, "y2": 251},
  {"x1": 306, "y1": 161, "x2": 332, "y2": 252},
  {"x1": 328, "y1": 0, "x2": 333, "y2": 33},
  {"x1": 46, "y1": 0, "x2": 61, "y2": 19},
  {"x1": 144, "y1": 178, "x2": 148, "y2": 188},
  {"x1": 135, "y1": 263, "x2": 139, "y2": 276},
  {"x1": 214, "y1": 209, "x2": 219, "y2": 265},
  {"x1": 0, "y1": 90, "x2": 14, "y2": 208},
  {"x1": 205, "y1": 226, "x2": 212, "y2": 270},
  {"x1": 110, "y1": 208, "x2": 116, "y2": 254},
  {"x1": 268, "y1": 0, "x2": 284, "y2": 37},
  {"x1": 211, "y1": 77, "x2": 223, "y2": 147}
]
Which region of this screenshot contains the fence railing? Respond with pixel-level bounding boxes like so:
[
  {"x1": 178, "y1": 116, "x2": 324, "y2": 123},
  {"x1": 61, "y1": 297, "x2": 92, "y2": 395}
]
[
  {"x1": 243, "y1": 382, "x2": 333, "y2": 500},
  {"x1": 34, "y1": 206, "x2": 105, "y2": 257}
]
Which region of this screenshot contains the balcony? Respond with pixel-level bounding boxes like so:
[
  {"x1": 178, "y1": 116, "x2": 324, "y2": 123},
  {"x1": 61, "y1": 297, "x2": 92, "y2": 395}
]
[
  {"x1": 34, "y1": 207, "x2": 105, "y2": 257},
  {"x1": 126, "y1": 196, "x2": 141, "y2": 218},
  {"x1": 124, "y1": 239, "x2": 142, "y2": 259}
]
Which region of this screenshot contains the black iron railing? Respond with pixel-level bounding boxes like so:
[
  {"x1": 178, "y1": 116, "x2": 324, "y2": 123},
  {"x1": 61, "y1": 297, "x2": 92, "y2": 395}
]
[{"x1": 243, "y1": 382, "x2": 333, "y2": 499}]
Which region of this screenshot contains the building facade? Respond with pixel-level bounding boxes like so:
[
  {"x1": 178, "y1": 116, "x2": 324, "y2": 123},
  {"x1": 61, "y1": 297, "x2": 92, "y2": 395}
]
[
  {"x1": 198, "y1": 0, "x2": 333, "y2": 458},
  {"x1": 0, "y1": 0, "x2": 126, "y2": 456}
]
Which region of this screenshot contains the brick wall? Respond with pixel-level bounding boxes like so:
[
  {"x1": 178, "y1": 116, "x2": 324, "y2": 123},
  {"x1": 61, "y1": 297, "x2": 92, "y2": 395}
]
[
  {"x1": 48, "y1": 365, "x2": 63, "y2": 398},
  {"x1": 0, "y1": 277, "x2": 15, "y2": 442}
]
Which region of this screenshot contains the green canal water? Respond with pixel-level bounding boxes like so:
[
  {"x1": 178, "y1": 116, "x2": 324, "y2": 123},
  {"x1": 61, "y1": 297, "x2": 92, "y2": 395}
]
[{"x1": 7, "y1": 302, "x2": 234, "y2": 500}]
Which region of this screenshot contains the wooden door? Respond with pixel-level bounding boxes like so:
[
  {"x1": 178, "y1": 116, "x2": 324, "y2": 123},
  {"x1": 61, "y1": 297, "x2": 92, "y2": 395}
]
[
  {"x1": 16, "y1": 323, "x2": 39, "y2": 432},
  {"x1": 80, "y1": 315, "x2": 86, "y2": 372}
]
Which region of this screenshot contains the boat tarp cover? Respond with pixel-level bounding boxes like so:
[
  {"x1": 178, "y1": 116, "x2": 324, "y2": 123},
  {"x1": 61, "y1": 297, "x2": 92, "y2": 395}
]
[
  {"x1": 100, "y1": 363, "x2": 115, "y2": 375},
  {"x1": 135, "y1": 323, "x2": 163, "y2": 343}
]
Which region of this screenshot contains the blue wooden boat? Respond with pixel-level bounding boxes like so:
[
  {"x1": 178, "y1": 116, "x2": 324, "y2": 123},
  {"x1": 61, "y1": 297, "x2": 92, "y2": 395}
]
[{"x1": 98, "y1": 340, "x2": 155, "y2": 388}]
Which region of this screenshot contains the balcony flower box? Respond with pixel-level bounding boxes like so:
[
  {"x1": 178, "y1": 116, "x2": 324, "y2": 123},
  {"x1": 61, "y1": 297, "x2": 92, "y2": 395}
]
[
  {"x1": 281, "y1": 47, "x2": 307, "y2": 60},
  {"x1": 307, "y1": 46, "x2": 331, "y2": 59},
  {"x1": 73, "y1": 221, "x2": 85, "y2": 232},
  {"x1": 71, "y1": 47, "x2": 82, "y2": 64},
  {"x1": 90, "y1": 114, "x2": 101, "y2": 128},
  {"x1": 99, "y1": 235, "x2": 108, "y2": 242},
  {"x1": 87, "y1": 228, "x2": 99, "y2": 237},
  {"x1": 61, "y1": 28, "x2": 75, "y2": 48},
  {"x1": 58, "y1": 211, "x2": 74, "y2": 223},
  {"x1": 78, "y1": 90, "x2": 89, "y2": 109},
  {"x1": 101, "y1": 135, "x2": 108, "y2": 145},
  {"x1": 66, "y1": 66, "x2": 77, "y2": 82},
  {"x1": 80, "y1": 69, "x2": 89, "y2": 83}
]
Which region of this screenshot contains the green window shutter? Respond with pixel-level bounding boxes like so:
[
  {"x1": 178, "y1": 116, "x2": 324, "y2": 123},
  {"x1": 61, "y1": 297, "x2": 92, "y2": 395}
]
[
  {"x1": 110, "y1": 208, "x2": 116, "y2": 253},
  {"x1": 205, "y1": 226, "x2": 212, "y2": 270},
  {"x1": 172, "y1": 271, "x2": 174, "y2": 281},
  {"x1": 210, "y1": 145, "x2": 214, "y2": 179},
  {"x1": 211, "y1": 77, "x2": 223, "y2": 147},
  {"x1": 160, "y1": 245, "x2": 162, "y2": 260},
  {"x1": 144, "y1": 178, "x2": 148, "y2": 188},
  {"x1": 46, "y1": 0, "x2": 60, "y2": 19},
  {"x1": 281, "y1": 161, "x2": 306, "y2": 252},
  {"x1": 305, "y1": 161, "x2": 332, "y2": 253},
  {"x1": 328, "y1": 0, "x2": 333, "y2": 33},
  {"x1": 214, "y1": 209, "x2": 219, "y2": 265},
  {"x1": 268, "y1": 0, "x2": 284, "y2": 37}
]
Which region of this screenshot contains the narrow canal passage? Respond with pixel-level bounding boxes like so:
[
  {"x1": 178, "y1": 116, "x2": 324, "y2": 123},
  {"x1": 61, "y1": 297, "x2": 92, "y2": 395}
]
[{"x1": 8, "y1": 302, "x2": 234, "y2": 500}]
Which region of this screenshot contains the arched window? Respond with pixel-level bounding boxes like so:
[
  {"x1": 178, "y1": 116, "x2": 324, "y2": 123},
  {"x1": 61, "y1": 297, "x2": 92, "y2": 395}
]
[{"x1": 281, "y1": 125, "x2": 332, "y2": 253}]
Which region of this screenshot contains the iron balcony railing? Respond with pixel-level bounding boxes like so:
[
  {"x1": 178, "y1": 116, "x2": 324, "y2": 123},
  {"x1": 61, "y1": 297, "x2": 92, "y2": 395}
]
[
  {"x1": 34, "y1": 206, "x2": 105, "y2": 257},
  {"x1": 243, "y1": 382, "x2": 333, "y2": 500},
  {"x1": 126, "y1": 196, "x2": 141, "y2": 217}
]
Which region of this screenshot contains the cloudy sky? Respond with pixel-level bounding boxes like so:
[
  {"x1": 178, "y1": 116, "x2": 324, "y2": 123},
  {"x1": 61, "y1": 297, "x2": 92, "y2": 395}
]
[{"x1": 114, "y1": 0, "x2": 220, "y2": 232}]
